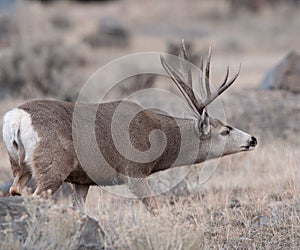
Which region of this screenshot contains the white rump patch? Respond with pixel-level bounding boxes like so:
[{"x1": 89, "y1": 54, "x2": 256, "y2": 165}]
[{"x1": 2, "y1": 108, "x2": 40, "y2": 168}]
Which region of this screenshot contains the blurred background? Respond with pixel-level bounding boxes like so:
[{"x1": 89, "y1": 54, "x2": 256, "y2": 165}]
[
  {"x1": 0, "y1": 1, "x2": 299, "y2": 248},
  {"x1": 0, "y1": 0, "x2": 299, "y2": 157},
  {"x1": 0, "y1": 0, "x2": 299, "y2": 99}
]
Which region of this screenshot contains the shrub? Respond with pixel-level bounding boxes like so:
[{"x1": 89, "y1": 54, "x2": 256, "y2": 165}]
[{"x1": 0, "y1": 37, "x2": 87, "y2": 101}]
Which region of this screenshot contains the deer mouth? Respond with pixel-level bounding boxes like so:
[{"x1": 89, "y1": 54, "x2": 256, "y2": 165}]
[{"x1": 241, "y1": 145, "x2": 255, "y2": 151}]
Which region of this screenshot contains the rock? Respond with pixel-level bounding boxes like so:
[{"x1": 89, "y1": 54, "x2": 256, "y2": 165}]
[
  {"x1": 228, "y1": 198, "x2": 241, "y2": 209},
  {"x1": 263, "y1": 51, "x2": 300, "y2": 94},
  {"x1": 83, "y1": 18, "x2": 129, "y2": 48},
  {"x1": 251, "y1": 215, "x2": 279, "y2": 227},
  {"x1": 51, "y1": 13, "x2": 73, "y2": 30},
  {"x1": 0, "y1": 181, "x2": 11, "y2": 197},
  {"x1": 223, "y1": 89, "x2": 300, "y2": 145},
  {"x1": 0, "y1": 197, "x2": 105, "y2": 250},
  {"x1": 229, "y1": 0, "x2": 300, "y2": 12},
  {"x1": 228, "y1": 0, "x2": 266, "y2": 12}
]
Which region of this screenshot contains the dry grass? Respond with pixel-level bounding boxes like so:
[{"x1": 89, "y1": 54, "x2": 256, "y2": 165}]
[
  {"x1": 0, "y1": 197, "x2": 82, "y2": 250},
  {"x1": 80, "y1": 142, "x2": 300, "y2": 249},
  {"x1": 1, "y1": 144, "x2": 299, "y2": 249}
]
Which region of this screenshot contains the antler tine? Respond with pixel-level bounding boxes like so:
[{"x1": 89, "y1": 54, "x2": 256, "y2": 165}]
[
  {"x1": 161, "y1": 42, "x2": 240, "y2": 117},
  {"x1": 198, "y1": 56, "x2": 205, "y2": 98},
  {"x1": 204, "y1": 47, "x2": 212, "y2": 97},
  {"x1": 179, "y1": 39, "x2": 192, "y2": 88},
  {"x1": 160, "y1": 55, "x2": 200, "y2": 117},
  {"x1": 219, "y1": 66, "x2": 230, "y2": 89},
  {"x1": 202, "y1": 64, "x2": 241, "y2": 108},
  {"x1": 218, "y1": 64, "x2": 240, "y2": 93},
  {"x1": 181, "y1": 39, "x2": 188, "y2": 60}
]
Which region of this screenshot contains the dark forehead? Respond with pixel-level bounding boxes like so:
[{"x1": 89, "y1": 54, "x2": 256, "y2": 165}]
[{"x1": 210, "y1": 118, "x2": 232, "y2": 129}]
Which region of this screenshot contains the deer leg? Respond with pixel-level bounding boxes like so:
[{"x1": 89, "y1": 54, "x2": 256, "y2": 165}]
[
  {"x1": 33, "y1": 180, "x2": 62, "y2": 197},
  {"x1": 32, "y1": 142, "x2": 79, "y2": 197},
  {"x1": 33, "y1": 171, "x2": 64, "y2": 197},
  {"x1": 128, "y1": 177, "x2": 158, "y2": 215},
  {"x1": 32, "y1": 161, "x2": 73, "y2": 197},
  {"x1": 72, "y1": 184, "x2": 89, "y2": 211}
]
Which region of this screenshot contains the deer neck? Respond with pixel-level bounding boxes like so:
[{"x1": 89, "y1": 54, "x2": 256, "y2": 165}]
[{"x1": 154, "y1": 115, "x2": 211, "y2": 170}]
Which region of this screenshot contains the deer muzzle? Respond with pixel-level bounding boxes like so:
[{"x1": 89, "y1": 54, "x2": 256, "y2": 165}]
[
  {"x1": 9, "y1": 172, "x2": 32, "y2": 196},
  {"x1": 242, "y1": 136, "x2": 257, "y2": 151}
]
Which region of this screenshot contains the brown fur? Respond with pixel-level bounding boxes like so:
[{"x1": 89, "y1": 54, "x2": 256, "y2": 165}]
[
  {"x1": 5, "y1": 98, "x2": 256, "y2": 212},
  {"x1": 17, "y1": 100, "x2": 198, "y2": 210},
  {"x1": 5, "y1": 43, "x2": 257, "y2": 212}
]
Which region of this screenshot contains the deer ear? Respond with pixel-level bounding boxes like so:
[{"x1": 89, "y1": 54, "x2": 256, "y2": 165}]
[{"x1": 199, "y1": 109, "x2": 210, "y2": 136}]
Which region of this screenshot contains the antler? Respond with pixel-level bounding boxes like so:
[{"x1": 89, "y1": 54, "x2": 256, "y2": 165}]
[{"x1": 161, "y1": 40, "x2": 240, "y2": 117}]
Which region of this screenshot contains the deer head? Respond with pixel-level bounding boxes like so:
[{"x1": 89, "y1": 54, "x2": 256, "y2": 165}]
[{"x1": 161, "y1": 41, "x2": 257, "y2": 161}]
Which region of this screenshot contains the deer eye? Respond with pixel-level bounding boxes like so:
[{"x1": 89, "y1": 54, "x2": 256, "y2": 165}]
[{"x1": 220, "y1": 129, "x2": 230, "y2": 136}]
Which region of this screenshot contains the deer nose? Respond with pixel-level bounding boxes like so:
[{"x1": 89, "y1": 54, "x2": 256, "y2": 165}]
[
  {"x1": 249, "y1": 136, "x2": 257, "y2": 146},
  {"x1": 9, "y1": 187, "x2": 21, "y2": 196}
]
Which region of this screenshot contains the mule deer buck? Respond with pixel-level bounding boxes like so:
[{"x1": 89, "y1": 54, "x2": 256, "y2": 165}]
[{"x1": 2, "y1": 41, "x2": 257, "y2": 213}]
